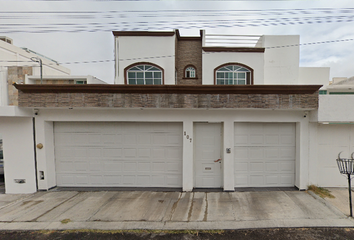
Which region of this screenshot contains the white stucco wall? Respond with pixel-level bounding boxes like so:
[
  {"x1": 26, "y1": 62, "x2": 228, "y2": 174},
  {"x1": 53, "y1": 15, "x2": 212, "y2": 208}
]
[
  {"x1": 308, "y1": 95, "x2": 354, "y2": 187},
  {"x1": 262, "y1": 35, "x2": 300, "y2": 84},
  {"x1": 34, "y1": 108, "x2": 310, "y2": 191},
  {"x1": 115, "y1": 35, "x2": 176, "y2": 85},
  {"x1": 299, "y1": 67, "x2": 330, "y2": 86},
  {"x1": 317, "y1": 95, "x2": 354, "y2": 123},
  {"x1": 308, "y1": 123, "x2": 354, "y2": 188},
  {"x1": 0, "y1": 117, "x2": 36, "y2": 194},
  {"x1": 202, "y1": 52, "x2": 264, "y2": 85}
]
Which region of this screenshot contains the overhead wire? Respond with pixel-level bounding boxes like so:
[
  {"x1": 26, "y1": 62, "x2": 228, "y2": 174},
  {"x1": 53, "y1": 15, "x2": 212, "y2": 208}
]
[
  {"x1": 1, "y1": 15, "x2": 354, "y2": 33},
  {"x1": 1, "y1": 7, "x2": 353, "y2": 33},
  {"x1": 1, "y1": 37, "x2": 353, "y2": 67},
  {"x1": 0, "y1": 7, "x2": 353, "y2": 68}
]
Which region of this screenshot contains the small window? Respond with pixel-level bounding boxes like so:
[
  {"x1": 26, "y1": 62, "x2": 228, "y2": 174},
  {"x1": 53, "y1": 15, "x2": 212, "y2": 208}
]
[
  {"x1": 126, "y1": 64, "x2": 163, "y2": 85},
  {"x1": 215, "y1": 64, "x2": 252, "y2": 85},
  {"x1": 75, "y1": 80, "x2": 87, "y2": 84},
  {"x1": 185, "y1": 67, "x2": 196, "y2": 78}
]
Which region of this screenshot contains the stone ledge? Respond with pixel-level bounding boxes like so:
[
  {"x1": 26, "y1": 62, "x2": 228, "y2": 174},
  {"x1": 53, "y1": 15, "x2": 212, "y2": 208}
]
[{"x1": 18, "y1": 92, "x2": 318, "y2": 109}]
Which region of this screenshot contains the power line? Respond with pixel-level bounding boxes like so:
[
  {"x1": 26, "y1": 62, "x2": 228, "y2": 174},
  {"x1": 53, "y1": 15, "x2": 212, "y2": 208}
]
[
  {"x1": 1, "y1": 37, "x2": 353, "y2": 66},
  {"x1": 1, "y1": 8, "x2": 354, "y2": 21},
  {"x1": 0, "y1": 16, "x2": 353, "y2": 34},
  {"x1": 2, "y1": 7, "x2": 354, "y2": 14}
]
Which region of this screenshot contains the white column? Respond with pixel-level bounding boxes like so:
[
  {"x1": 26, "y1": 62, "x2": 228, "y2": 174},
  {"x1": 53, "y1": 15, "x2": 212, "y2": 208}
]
[
  {"x1": 308, "y1": 122, "x2": 318, "y2": 185},
  {"x1": 34, "y1": 117, "x2": 48, "y2": 190},
  {"x1": 182, "y1": 120, "x2": 194, "y2": 191},
  {"x1": 223, "y1": 119, "x2": 235, "y2": 191},
  {"x1": 296, "y1": 120, "x2": 309, "y2": 190},
  {"x1": 35, "y1": 118, "x2": 56, "y2": 190}
]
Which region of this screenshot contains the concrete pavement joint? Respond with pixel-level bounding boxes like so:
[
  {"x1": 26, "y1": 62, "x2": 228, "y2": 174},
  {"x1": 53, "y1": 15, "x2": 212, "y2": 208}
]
[
  {"x1": 168, "y1": 192, "x2": 182, "y2": 221},
  {"x1": 0, "y1": 193, "x2": 36, "y2": 211},
  {"x1": 88, "y1": 191, "x2": 119, "y2": 222},
  {"x1": 31, "y1": 192, "x2": 80, "y2": 222},
  {"x1": 203, "y1": 193, "x2": 208, "y2": 221},
  {"x1": 187, "y1": 192, "x2": 194, "y2": 222}
]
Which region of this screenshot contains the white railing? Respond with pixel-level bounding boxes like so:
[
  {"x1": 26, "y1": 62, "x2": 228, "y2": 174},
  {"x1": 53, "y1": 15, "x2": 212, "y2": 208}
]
[{"x1": 203, "y1": 33, "x2": 262, "y2": 47}]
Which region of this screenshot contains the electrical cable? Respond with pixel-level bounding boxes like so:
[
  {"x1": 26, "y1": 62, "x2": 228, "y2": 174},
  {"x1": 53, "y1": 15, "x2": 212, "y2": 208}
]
[{"x1": 1, "y1": 37, "x2": 353, "y2": 66}]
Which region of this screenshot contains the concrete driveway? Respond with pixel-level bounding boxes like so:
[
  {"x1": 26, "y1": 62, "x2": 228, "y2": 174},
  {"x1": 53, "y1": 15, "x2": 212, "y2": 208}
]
[{"x1": 0, "y1": 190, "x2": 353, "y2": 230}]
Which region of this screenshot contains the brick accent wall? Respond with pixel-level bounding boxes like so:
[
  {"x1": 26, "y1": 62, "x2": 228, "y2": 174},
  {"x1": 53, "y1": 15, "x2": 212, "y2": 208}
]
[
  {"x1": 7, "y1": 66, "x2": 32, "y2": 106},
  {"x1": 18, "y1": 92, "x2": 318, "y2": 109},
  {"x1": 176, "y1": 40, "x2": 202, "y2": 85}
]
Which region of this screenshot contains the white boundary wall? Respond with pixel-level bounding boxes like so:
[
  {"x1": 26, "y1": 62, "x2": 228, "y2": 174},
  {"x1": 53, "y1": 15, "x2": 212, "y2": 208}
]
[{"x1": 0, "y1": 117, "x2": 36, "y2": 194}]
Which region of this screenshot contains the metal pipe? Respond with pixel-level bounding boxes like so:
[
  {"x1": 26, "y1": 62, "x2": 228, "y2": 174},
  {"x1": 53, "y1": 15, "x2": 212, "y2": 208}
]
[
  {"x1": 349, "y1": 173, "x2": 353, "y2": 217},
  {"x1": 39, "y1": 58, "x2": 42, "y2": 84},
  {"x1": 30, "y1": 57, "x2": 43, "y2": 84}
]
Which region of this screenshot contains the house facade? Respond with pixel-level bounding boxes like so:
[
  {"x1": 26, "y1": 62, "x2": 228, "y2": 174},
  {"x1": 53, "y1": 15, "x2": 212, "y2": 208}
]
[{"x1": 2, "y1": 30, "x2": 349, "y2": 194}]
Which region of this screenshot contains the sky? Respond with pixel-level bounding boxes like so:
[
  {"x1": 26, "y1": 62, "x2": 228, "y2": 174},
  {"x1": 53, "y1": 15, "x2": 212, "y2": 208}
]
[{"x1": 1, "y1": 0, "x2": 354, "y2": 84}]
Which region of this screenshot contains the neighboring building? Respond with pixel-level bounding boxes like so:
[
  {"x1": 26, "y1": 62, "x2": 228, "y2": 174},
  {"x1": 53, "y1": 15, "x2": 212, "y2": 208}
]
[
  {"x1": 25, "y1": 75, "x2": 106, "y2": 85},
  {"x1": 2, "y1": 29, "x2": 348, "y2": 194},
  {"x1": 0, "y1": 36, "x2": 71, "y2": 106},
  {"x1": 0, "y1": 37, "x2": 105, "y2": 193}
]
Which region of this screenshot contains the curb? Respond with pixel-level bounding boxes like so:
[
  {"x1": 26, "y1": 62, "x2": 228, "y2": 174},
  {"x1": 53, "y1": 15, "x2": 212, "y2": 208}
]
[{"x1": 307, "y1": 190, "x2": 351, "y2": 219}]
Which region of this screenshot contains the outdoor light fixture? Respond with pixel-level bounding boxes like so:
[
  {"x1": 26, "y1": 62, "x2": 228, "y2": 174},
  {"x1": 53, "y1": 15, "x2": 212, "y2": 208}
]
[
  {"x1": 30, "y1": 57, "x2": 43, "y2": 84},
  {"x1": 336, "y1": 152, "x2": 354, "y2": 217}
]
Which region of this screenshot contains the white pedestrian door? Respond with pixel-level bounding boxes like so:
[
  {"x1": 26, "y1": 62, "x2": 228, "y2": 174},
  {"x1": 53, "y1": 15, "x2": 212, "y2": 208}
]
[{"x1": 195, "y1": 123, "x2": 222, "y2": 188}]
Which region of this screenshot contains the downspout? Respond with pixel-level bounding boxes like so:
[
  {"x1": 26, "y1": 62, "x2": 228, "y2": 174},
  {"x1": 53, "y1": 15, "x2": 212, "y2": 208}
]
[{"x1": 32, "y1": 116, "x2": 38, "y2": 191}]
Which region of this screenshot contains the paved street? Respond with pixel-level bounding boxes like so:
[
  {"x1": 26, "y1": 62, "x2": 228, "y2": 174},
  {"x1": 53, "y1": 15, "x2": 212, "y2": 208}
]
[{"x1": 0, "y1": 189, "x2": 352, "y2": 230}]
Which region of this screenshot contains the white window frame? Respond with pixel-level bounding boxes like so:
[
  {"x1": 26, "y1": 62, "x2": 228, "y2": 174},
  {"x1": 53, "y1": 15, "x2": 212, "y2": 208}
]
[
  {"x1": 185, "y1": 67, "x2": 196, "y2": 78},
  {"x1": 127, "y1": 64, "x2": 162, "y2": 85},
  {"x1": 216, "y1": 65, "x2": 251, "y2": 85}
]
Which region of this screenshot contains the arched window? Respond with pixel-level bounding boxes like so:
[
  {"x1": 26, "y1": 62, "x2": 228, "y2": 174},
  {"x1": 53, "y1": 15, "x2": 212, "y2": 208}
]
[
  {"x1": 126, "y1": 63, "x2": 163, "y2": 85},
  {"x1": 185, "y1": 66, "x2": 196, "y2": 78},
  {"x1": 215, "y1": 64, "x2": 252, "y2": 85}
]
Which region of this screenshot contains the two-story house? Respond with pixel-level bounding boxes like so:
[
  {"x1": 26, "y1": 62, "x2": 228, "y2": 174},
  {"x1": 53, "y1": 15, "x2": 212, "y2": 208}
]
[{"x1": 4, "y1": 30, "x2": 337, "y2": 194}]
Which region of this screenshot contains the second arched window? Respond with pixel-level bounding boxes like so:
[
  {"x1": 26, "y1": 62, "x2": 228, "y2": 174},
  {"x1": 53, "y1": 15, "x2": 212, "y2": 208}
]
[
  {"x1": 127, "y1": 64, "x2": 162, "y2": 85},
  {"x1": 216, "y1": 64, "x2": 251, "y2": 85}
]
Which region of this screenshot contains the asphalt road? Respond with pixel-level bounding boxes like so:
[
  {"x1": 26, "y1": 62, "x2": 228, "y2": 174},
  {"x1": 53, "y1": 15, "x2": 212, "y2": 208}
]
[{"x1": 0, "y1": 228, "x2": 354, "y2": 240}]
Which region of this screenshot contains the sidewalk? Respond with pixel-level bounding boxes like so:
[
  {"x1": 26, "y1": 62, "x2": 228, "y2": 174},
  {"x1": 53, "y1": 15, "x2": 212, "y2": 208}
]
[{"x1": 0, "y1": 189, "x2": 352, "y2": 230}]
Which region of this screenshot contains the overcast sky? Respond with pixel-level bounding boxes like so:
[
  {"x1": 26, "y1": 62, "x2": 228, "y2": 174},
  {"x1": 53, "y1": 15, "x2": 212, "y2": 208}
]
[{"x1": 2, "y1": 0, "x2": 354, "y2": 84}]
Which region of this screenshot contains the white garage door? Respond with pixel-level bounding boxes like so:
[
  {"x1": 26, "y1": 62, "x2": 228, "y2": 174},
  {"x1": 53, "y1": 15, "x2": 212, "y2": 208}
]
[
  {"x1": 234, "y1": 123, "x2": 296, "y2": 187},
  {"x1": 54, "y1": 122, "x2": 183, "y2": 188}
]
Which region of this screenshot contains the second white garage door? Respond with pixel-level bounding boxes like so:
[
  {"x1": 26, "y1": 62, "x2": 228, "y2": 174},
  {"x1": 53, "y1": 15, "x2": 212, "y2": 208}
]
[
  {"x1": 234, "y1": 123, "x2": 296, "y2": 187},
  {"x1": 54, "y1": 122, "x2": 183, "y2": 188}
]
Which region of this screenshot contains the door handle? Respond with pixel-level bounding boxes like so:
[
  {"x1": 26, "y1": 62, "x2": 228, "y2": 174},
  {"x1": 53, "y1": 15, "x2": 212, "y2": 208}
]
[{"x1": 214, "y1": 158, "x2": 222, "y2": 163}]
